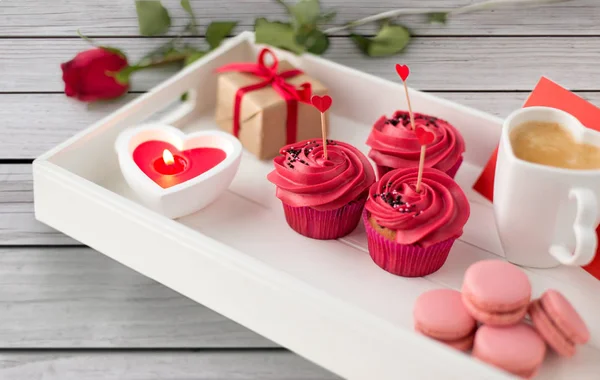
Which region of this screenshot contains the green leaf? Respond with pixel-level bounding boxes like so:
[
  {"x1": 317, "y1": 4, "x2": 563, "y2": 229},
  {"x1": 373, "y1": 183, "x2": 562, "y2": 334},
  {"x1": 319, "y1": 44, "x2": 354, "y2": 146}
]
[
  {"x1": 428, "y1": 12, "x2": 448, "y2": 24},
  {"x1": 291, "y1": 0, "x2": 321, "y2": 27},
  {"x1": 206, "y1": 21, "x2": 238, "y2": 50},
  {"x1": 184, "y1": 50, "x2": 206, "y2": 66},
  {"x1": 370, "y1": 24, "x2": 411, "y2": 57},
  {"x1": 76, "y1": 30, "x2": 128, "y2": 59},
  {"x1": 135, "y1": 0, "x2": 171, "y2": 36},
  {"x1": 254, "y1": 18, "x2": 305, "y2": 54},
  {"x1": 180, "y1": 0, "x2": 198, "y2": 34},
  {"x1": 180, "y1": 0, "x2": 193, "y2": 14},
  {"x1": 294, "y1": 24, "x2": 314, "y2": 45},
  {"x1": 349, "y1": 34, "x2": 370, "y2": 55},
  {"x1": 303, "y1": 29, "x2": 329, "y2": 55},
  {"x1": 351, "y1": 23, "x2": 411, "y2": 57}
]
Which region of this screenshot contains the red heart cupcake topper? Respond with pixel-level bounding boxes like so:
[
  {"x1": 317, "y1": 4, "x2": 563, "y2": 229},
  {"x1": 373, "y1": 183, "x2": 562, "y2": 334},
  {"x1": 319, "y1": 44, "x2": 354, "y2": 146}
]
[
  {"x1": 311, "y1": 95, "x2": 332, "y2": 113},
  {"x1": 415, "y1": 127, "x2": 435, "y2": 145},
  {"x1": 395, "y1": 64, "x2": 410, "y2": 81}
]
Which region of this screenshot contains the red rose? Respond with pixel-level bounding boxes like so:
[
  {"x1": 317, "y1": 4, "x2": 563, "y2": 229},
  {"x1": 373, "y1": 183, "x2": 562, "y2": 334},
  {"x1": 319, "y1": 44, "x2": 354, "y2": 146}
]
[{"x1": 61, "y1": 48, "x2": 129, "y2": 102}]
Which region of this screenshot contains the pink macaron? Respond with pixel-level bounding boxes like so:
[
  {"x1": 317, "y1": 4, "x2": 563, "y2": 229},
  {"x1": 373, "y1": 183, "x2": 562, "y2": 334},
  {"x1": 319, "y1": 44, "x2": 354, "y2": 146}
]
[
  {"x1": 462, "y1": 260, "x2": 531, "y2": 326},
  {"x1": 414, "y1": 289, "x2": 477, "y2": 351},
  {"x1": 529, "y1": 289, "x2": 590, "y2": 357},
  {"x1": 473, "y1": 323, "x2": 546, "y2": 378}
]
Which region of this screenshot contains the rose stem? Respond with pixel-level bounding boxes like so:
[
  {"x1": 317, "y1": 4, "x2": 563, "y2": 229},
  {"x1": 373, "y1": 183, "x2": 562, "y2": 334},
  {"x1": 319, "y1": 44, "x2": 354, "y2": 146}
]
[
  {"x1": 321, "y1": 111, "x2": 328, "y2": 160},
  {"x1": 416, "y1": 145, "x2": 426, "y2": 193},
  {"x1": 403, "y1": 81, "x2": 416, "y2": 131}
]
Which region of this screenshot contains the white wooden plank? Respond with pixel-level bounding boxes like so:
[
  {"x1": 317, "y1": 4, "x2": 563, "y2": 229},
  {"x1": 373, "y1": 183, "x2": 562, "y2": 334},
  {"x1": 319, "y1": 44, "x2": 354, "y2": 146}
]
[
  {"x1": 0, "y1": 164, "x2": 32, "y2": 203},
  {"x1": 0, "y1": 164, "x2": 74, "y2": 244},
  {"x1": 0, "y1": 165, "x2": 74, "y2": 244},
  {"x1": 1, "y1": 37, "x2": 599, "y2": 94},
  {"x1": 0, "y1": 352, "x2": 338, "y2": 380},
  {"x1": 0, "y1": 0, "x2": 598, "y2": 36},
  {"x1": 2, "y1": 92, "x2": 600, "y2": 159},
  {"x1": 0, "y1": 203, "x2": 76, "y2": 245},
  {"x1": 0, "y1": 345, "x2": 597, "y2": 380},
  {"x1": 0, "y1": 95, "x2": 140, "y2": 160},
  {"x1": 0, "y1": 245, "x2": 275, "y2": 348}
]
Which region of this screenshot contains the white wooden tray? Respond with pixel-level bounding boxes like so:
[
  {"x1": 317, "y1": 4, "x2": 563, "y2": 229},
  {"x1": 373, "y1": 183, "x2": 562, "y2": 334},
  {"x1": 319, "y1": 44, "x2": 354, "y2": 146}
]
[{"x1": 33, "y1": 32, "x2": 600, "y2": 380}]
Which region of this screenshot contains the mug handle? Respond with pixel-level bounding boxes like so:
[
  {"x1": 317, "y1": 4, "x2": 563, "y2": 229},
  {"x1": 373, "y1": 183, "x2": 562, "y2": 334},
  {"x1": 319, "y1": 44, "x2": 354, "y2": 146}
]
[{"x1": 549, "y1": 188, "x2": 598, "y2": 266}]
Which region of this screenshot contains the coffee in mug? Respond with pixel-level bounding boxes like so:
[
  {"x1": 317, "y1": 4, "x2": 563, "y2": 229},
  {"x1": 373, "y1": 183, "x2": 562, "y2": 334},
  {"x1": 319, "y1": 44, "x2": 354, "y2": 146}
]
[
  {"x1": 494, "y1": 107, "x2": 600, "y2": 268},
  {"x1": 510, "y1": 121, "x2": 600, "y2": 170}
]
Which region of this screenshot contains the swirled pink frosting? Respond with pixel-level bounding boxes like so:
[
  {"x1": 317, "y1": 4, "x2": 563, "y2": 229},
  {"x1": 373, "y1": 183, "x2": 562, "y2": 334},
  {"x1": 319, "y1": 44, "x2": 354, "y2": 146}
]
[
  {"x1": 267, "y1": 139, "x2": 376, "y2": 211},
  {"x1": 366, "y1": 167, "x2": 470, "y2": 247},
  {"x1": 366, "y1": 111, "x2": 465, "y2": 172}
]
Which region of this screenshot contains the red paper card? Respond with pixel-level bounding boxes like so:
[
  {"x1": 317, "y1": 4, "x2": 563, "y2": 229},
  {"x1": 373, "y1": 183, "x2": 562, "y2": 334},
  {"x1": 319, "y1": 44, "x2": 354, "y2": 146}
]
[{"x1": 473, "y1": 77, "x2": 600, "y2": 279}]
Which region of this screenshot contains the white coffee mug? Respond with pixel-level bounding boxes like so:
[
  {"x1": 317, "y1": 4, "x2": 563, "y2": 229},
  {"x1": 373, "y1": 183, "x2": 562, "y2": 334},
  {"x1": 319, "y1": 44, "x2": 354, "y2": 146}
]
[{"x1": 494, "y1": 106, "x2": 600, "y2": 268}]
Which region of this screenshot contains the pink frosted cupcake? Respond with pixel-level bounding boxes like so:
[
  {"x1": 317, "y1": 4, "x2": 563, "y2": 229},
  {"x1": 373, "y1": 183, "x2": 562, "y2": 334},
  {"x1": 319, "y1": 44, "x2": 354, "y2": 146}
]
[
  {"x1": 366, "y1": 111, "x2": 465, "y2": 179},
  {"x1": 268, "y1": 139, "x2": 376, "y2": 240},
  {"x1": 364, "y1": 167, "x2": 470, "y2": 277}
]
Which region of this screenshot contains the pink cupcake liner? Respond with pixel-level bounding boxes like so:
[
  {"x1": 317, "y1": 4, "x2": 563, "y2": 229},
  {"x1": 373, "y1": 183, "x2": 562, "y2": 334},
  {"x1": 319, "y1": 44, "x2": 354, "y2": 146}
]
[
  {"x1": 363, "y1": 211, "x2": 456, "y2": 277},
  {"x1": 282, "y1": 198, "x2": 366, "y2": 240},
  {"x1": 376, "y1": 155, "x2": 464, "y2": 181}
]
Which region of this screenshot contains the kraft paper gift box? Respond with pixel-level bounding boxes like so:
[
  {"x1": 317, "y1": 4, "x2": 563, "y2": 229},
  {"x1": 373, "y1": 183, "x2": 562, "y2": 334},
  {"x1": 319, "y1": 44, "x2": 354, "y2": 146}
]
[{"x1": 215, "y1": 49, "x2": 328, "y2": 160}]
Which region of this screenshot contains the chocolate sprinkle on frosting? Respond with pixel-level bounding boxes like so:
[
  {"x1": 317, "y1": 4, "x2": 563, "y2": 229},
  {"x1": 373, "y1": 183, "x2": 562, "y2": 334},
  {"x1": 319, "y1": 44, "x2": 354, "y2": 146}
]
[
  {"x1": 372, "y1": 191, "x2": 425, "y2": 216},
  {"x1": 386, "y1": 113, "x2": 441, "y2": 128},
  {"x1": 284, "y1": 147, "x2": 304, "y2": 167},
  {"x1": 375, "y1": 192, "x2": 405, "y2": 209},
  {"x1": 284, "y1": 140, "x2": 344, "y2": 169}
]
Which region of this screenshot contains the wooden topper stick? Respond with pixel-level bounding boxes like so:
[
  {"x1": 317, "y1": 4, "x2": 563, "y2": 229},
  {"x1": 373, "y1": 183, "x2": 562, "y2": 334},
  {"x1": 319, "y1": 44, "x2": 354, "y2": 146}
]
[
  {"x1": 395, "y1": 64, "x2": 416, "y2": 130},
  {"x1": 320, "y1": 112, "x2": 328, "y2": 159},
  {"x1": 414, "y1": 127, "x2": 435, "y2": 193},
  {"x1": 403, "y1": 82, "x2": 416, "y2": 131},
  {"x1": 310, "y1": 95, "x2": 333, "y2": 160},
  {"x1": 416, "y1": 145, "x2": 426, "y2": 193}
]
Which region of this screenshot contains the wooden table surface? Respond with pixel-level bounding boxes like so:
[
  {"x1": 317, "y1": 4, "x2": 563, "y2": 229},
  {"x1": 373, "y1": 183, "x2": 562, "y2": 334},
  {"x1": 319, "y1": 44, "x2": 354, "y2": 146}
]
[{"x1": 1, "y1": 1, "x2": 599, "y2": 378}]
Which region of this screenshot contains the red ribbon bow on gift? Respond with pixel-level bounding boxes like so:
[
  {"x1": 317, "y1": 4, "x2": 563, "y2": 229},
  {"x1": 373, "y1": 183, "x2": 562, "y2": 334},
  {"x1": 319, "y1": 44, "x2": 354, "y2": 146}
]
[{"x1": 216, "y1": 48, "x2": 312, "y2": 145}]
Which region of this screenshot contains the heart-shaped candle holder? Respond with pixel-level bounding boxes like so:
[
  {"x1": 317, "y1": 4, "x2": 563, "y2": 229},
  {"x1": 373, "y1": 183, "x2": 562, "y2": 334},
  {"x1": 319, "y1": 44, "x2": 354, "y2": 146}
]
[{"x1": 115, "y1": 124, "x2": 242, "y2": 219}]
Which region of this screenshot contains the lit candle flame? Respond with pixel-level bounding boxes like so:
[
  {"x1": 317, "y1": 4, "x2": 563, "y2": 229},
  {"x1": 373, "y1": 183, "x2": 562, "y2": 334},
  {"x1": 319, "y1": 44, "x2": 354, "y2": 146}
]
[{"x1": 163, "y1": 149, "x2": 175, "y2": 165}]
